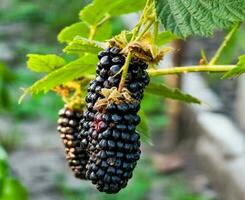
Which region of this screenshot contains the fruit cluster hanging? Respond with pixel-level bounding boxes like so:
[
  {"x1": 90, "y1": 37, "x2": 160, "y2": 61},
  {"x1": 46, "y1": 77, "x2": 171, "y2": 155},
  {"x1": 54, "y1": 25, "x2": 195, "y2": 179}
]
[{"x1": 58, "y1": 46, "x2": 150, "y2": 193}]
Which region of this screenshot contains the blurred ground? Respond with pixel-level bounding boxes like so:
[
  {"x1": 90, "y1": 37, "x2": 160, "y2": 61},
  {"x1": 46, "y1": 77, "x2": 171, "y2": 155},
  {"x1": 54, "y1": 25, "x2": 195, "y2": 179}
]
[{"x1": 0, "y1": 115, "x2": 217, "y2": 200}]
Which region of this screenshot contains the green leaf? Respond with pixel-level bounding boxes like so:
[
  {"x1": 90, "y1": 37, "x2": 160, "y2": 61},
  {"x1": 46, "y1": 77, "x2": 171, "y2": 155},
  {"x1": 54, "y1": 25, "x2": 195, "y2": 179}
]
[
  {"x1": 94, "y1": 21, "x2": 112, "y2": 41},
  {"x1": 79, "y1": 1, "x2": 109, "y2": 25},
  {"x1": 0, "y1": 178, "x2": 28, "y2": 200},
  {"x1": 108, "y1": 0, "x2": 146, "y2": 16},
  {"x1": 79, "y1": 0, "x2": 146, "y2": 25},
  {"x1": 63, "y1": 36, "x2": 105, "y2": 55},
  {"x1": 223, "y1": 55, "x2": 245, "y2": 78},
  {"x1": 27, "y1": 54, "x2": 66, "y2": 73},
  {"x1": 57, "y1": 22, "x2": 90, "y2": 43},
  {"x1": 155, "y1": 0, "x2": 245, "y2": 38},
  {"x1": 156, "y1": 31, "x2": 179, "y2": 46},
  {"x1": 145, "y1": 82, "x2": 201, "y2": 104},
  {"x1": 19, "y1": 54, "x2": 97, "y2": 102},
  {"x1": 137, "y1": 110, "x2": 152, "y2": 145}
]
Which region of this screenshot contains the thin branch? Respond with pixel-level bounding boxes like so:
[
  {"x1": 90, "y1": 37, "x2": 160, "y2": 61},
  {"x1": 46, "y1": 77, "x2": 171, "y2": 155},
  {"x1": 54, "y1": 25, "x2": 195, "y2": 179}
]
[
  {"x1": 135, "y1": 19, "x2": 154, "y2": 41},
  {"x1": 209, "y1": 23, "x2": 240, "y2": 65},
  {"x1": 118, "y1": 53, "x2": 133, "y2": 92},
  {"x1": 147, "y1": 65, "x2": 236, "y2": 76}
]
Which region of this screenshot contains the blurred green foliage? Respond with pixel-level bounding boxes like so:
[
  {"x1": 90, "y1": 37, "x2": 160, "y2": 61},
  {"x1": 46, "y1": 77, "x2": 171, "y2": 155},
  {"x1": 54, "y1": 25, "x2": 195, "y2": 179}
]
[
  {"x1": 11, "y1": 68, "x2": 63, "y2": 121},
  {"x1": 164, "y1": 177, "x2": 209, "y2": 200},
  {"x1": 0, "y1": 0, "x2": 90, "y2": 30},
  {"x1": 0, "y1": 62, "x2": 16, "y2": 111},
  {"x1": 0, "y1": 146, "x2": 28, "y2": 200}
]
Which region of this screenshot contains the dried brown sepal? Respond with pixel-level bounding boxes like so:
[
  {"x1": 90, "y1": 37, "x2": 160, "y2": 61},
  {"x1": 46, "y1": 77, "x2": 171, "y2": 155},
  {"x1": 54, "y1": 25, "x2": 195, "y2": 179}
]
[
  {"x1": 109, "y1": 32, "x2": 172, "y2": 65},
  {"x1": 94, "y1": 87, "x2": 138, "y2": 112}
]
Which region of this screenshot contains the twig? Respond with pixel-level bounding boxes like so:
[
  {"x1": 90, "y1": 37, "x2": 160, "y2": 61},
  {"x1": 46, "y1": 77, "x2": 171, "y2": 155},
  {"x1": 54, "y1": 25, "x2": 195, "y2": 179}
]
[{"x1": 147, "y1": 65, "x2": 236, "y2": 76}]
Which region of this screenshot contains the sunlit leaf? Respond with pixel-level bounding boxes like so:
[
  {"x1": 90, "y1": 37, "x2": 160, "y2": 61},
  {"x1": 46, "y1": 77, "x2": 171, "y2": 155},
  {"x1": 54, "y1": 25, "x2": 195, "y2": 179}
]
[
  {"x1": 108, "y1": 0, "x2": 146, "y2": 16},
  {"x1": 57, "y1": 22, "x2": 90, "y2": 43},
  {"x1": 79, "y1": 0, "x2": 146, "y2": 25},
  {"x1": 94, "y1": 21, "x2": 112, "y2": 41},
  {"x1": 27, "y1": 54, "x2": 66, "y2": 73},
  {"x1": 19, "y1": 54, "x2": 97, "y2": 102}
]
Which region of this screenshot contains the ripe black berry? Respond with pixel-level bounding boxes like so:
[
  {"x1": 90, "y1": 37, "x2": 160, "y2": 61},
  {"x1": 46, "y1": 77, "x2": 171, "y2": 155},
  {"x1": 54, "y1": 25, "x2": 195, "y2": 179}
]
[{"x1": 79, "y1": 46, "x2": 150, "y2": 193}]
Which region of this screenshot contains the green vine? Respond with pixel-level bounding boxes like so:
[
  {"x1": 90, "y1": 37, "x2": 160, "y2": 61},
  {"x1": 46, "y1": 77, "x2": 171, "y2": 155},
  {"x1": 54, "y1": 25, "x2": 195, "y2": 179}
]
[{"x1": 147, "y1": 65, "x2": 236, "y2": 76}]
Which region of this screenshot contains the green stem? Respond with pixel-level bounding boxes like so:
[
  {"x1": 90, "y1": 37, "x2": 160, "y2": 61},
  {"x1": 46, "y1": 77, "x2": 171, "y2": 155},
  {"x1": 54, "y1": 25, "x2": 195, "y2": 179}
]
[
  {"x1": 130, "y1": 0, "x2": 154, "y2": 41},
  {"x1": 118, "y1": 53, "x2": 133, "y2": 92},
  {"x1": 153, "y1": 20, "x2": 159, "y2": 44},
  {"x1": 89, "y1": 27, "x2": 96, "y2": 40},
  {"x1": 209, "y1": 23, "x2": 240, "y2": 65},
  {"x1": 147, "y1": 65, "x2": 236, "y2": 76},
  {"x1": 135, "y1": 20, "x2": 154, "y2": 41}
]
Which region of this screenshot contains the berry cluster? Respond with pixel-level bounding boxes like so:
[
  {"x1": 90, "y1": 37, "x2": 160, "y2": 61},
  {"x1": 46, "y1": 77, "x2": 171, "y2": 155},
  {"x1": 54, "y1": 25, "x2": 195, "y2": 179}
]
[
  {"x1": 78, "y1": 46, "x2": 150, "y2": 193},
  {"x1": 57, "y1": 107, "x2": 89, "y2": 179}
]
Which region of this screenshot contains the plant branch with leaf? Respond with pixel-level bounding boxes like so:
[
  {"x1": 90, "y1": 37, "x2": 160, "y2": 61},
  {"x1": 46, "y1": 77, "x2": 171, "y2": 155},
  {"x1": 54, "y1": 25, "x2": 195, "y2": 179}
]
[{"x1": 20, "y1": 0, "x2": 245, "y2": 140}]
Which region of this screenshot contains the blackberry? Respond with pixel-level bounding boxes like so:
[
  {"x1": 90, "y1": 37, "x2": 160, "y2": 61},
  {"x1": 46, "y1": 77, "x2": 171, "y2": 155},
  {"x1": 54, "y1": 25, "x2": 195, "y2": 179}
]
[
  {"x1": 79, "y1": 46, "x2": 150, "y2": 193},
  {"x1": 57, "y1": 107, "x2": 89, "y2": 179},
  {"x1": 85, "y1": 100, "x2": 141, "y2": 194}
]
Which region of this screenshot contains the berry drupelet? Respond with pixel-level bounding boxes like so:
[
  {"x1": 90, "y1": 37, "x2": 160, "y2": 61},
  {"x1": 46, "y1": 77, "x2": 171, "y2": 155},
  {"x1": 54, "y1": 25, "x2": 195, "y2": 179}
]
[{"x1": 57, "y1": 107, "x2": 89, "y2": 179}]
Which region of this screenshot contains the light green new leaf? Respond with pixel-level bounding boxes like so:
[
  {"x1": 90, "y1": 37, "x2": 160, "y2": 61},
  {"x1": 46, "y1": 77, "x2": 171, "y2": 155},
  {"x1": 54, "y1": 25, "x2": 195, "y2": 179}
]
[
  {"x1": 223, "y1": 55, "x2": 245, "y2": 78},
  {"x1": 108, "y1": 0, "x2": 146, "y2": 16},
  {"x1": 137, "y1": 109, "x2": 152, "y2": 145},
  {"x1": 79, "y1": 0, "x2": 112, "y2": 25},
  {"x1": 57, "y1": 22, "x2": 90, "y2": 43},
  {"x1": 27, "y1": 54, "x2": 66, "y2": 73},
  {"x1": 79, "y1": 0, "x2": 146, "y2": 25},
  {"x1": 156, "y1": 31, "x2": 179, "y2": 46},
  {"x1": 155, "y1": 0, "x2": 245, "y2": 38},
  {"x1": 145, "y1": 82, "x2": 201, "y2": 104},
  {"x1": 19, "y1": 54, "x2": 97, "y2": 102},
  {"x1": 64, "y1": 36, "x2": 105, "y2": 55},
  {"x1": 94, "y1": 21, "x2": 112, "y2": 41},
  {"x1": 57, "y1": 21, "x2": 112, "y2": 43}
]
